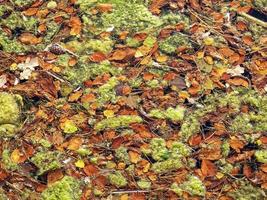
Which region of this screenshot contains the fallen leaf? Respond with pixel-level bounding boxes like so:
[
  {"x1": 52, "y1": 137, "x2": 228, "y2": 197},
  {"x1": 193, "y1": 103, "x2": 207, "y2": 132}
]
[
  {"x1": 69, "y1": 16, "x2": 82, "y2": 36},
  {"x1": 129, "y1": 151, "x2": 141, "y2": 164},
  {"x1": 84, "y1": 164, "x2": 99, "y2": 176},
  {"x1": 201, "y1": 159, "x2": 217, "y2": 177}
]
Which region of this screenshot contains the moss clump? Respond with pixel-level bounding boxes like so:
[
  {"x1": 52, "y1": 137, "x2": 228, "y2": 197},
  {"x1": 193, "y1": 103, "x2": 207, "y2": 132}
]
[
  {"x1": 148, "y1": 106, "x2": 185, "y2": 122},
  {"x1": 150, "y1": 138, "x2": 169, "y2": 161},
  {"x1": 115, "y1": 146, "x2": 130, "y2": 165},
  {"x1": 108, "y1": 171, "x2": 127, "y2": 188},
  {"x1": 171, "y1": 141, "x2": 191, "y2": 157},
  {"x1": 95, "y1": 115, "x2": 142, "y2": 131},
  {"x1": 228, "y1": 180, "x2": 266, "y2": 200},
  {"x1": 180, "y1": 88, "x2": 267, "y2": 141},
  {"x1": 31, "y1": 151, "x2": 62, "y2": 175},
  {"x1": 13, "y1": 0, "x2": 35, "y2": 7},
  {"x1": 1, "y1": 149, "x2": 19, "y2": 171},
  {"x1": 41, "y1": 176, "x2": 82, "y2": 200},
  {"x1": 161, "y1": 12, "x2": 190, "y2": 27},
  {"x1": 60, "y1": 120, "x2": 79, "y2": 134},
  {"x1": 97, "y1": 76, "x2": 119, "y2": 105},
  {"x1": 0, "y1": 92, "x2": 22, "y2": 137},
  {"x1": 101, "y1": 2, "x2": 162, "y2": 33},
  {"x1": 255, "y1": 150, "x2": 267, "y2": 163},
  {"x1": 253, "y1": 0, "x2": 267, "y2": 9},
  {"x1": 159, "y1": 34, "x2": 192, "y2": 54},
  {"x1": 137, "y1": 179, "x2": 151, "y2": 189},
  {"x1": 63, "y1": 61, "x2": 122, "y2": 86},
  {"x1": 151, "y1": 158, "x2": 183, "y2": 173},
  {"x1": 171, "y1": 175, "x2": 205, "y2": 197}
]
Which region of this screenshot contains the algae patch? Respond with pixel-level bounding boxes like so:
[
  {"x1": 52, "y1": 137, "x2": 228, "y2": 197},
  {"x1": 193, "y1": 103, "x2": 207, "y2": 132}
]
[
  {"x1": 41, "y1": 176, "x2": 82, "y2": 200},
  {"x1": 171, "y1": 175, "x2": 205, "y2": 197},
  {"x1": 0, "y1": 92, "x2": 23, "y2": 138},
  {"x1": 95, "y1": 115, "x2": 142, "y2": 131},
  {"x1": 108, "y1": 171, "x2": 128, "y2": 188}
]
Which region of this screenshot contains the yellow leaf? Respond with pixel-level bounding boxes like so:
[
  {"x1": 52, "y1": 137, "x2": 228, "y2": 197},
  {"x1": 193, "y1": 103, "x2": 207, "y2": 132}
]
[
  {"x1": 11, "y1": 149, "x2": 21, "y2": 163},
  {"x1": 129, "y1": 151, "x2": 141, "y2": 164},
  {"x1": 120, "y1": 194, "x2": 128, "y2": 200},
  {"x1": 103, "y1": 110, "x2": 114, "y2": 118},
  {"x1": 203, "y1": 37, "x2": 214, "y2": 46},
  {"x1": 75, "y1": 160, "x2": 85, "y2": 168}
]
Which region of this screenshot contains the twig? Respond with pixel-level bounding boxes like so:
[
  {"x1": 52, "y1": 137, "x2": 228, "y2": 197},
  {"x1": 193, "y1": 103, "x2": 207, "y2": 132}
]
[
  {"x1": 239, "y1": 12, "x2": 267, "y2": 28},
  {"x1": 111, "y1": 190, "x2": 150, "y2": 194}
]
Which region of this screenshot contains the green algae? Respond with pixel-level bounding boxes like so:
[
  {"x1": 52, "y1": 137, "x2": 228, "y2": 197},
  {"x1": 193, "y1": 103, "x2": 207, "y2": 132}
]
[
  {"x1": 101, "y1": 2, "x2": 162, "y2": 33},
  {"x1": 159, "y1": 33, "x2": 192, "y2": 54},
  {"x1": 108, "y1": 171, "x2": 127, "y2": 188},
  {"x1": 255, "y1": 150, "x2": 267, "y2": 163},
  {"x1": 0, "y1": 92, "x2": 23, "y2": 137},
  {"x1": 97, "y1": 76, "x2": 119, "y2": 105},
  {"x1": 115, "y1": 146, "x2": 130, "y2": 165},
  {"x1": 31, "y1": 151, "x2": 62, "y2": 175},
  {"x1": 63, "y1": 61, "x2": 122, "y2": 86},
  {"x1": 41, "y1": 176, "x2": 82, "y2": 200},
  {"x1": 95, "y1": 115, "x2": 143, "y2": 131},
  {"x1": 171, "y1": 175, "x2": 205, "y2": 197},
  {"x1": 13, "y1": 0, "x2": 35, "y2": 7},
  {"x1": 228, "y1": 180, "x2": 266, "y2": 200},
  {"x1": 180, "y1": 88, "x2": 267, "y2": 141},
  {"x1": 150, "y1": 138, "x2": 169, "y2": 161},
  {"x1": 148, "y1": 106, "x2": 185, "y2": 122},
  {"x1": 149, "y1": 138, "x2": 191, "y2": 173},
  {"x1": 151, "y1": 158, "x2": 183, "y2": 173},
  {"x1": 137, "y1": 179, "x2": 151, "y2": 189},
  {"x1": 1, "y1": 149, "x2": 19, "y2": 171}
]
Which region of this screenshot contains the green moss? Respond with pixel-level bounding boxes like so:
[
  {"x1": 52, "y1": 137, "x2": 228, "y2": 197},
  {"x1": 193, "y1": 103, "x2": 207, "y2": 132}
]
[
  {"x1": 76, "y1": 148, "x2": 92, "y2": 156},
  {"x1": 221, "y1": 141, "x2": 230, "y2": 157},
  {"x1": 0, "y1": 5, "x2": 11, "y2": 17},
  {"x1": 13, "y1": 0, "x2": 35, "y2": 7},
  {"x1": 150, "y1": 138, "x2": 169, "y2": 161},
  {"x1": 1, "y1": 12, "x2": 38, "y2": 32},
  {"x1": 86, "y1": 39, "x2": 114, "y2": 54},
  {"x1": 228, "y1": 180, "x2": 266, "y2": 200},
  {"x1": 159, "y1": 34, "x2": 192, "y2": 54},
  {"x1": 95, "y1": 115, "x2": 143, "y2": 131},
  {"x1": 97, "y1": 76, "x2": 119, "y2": 105},
  {"x1": 161, "y1": 12, "x2": 190, "y2": 28},
  {"x1": 126, "y1": 37, "x2": 142, "y2": 48},
  {"x1": 31, "y1": 151, "x2": 62, "y2": 175},
  {"x1": 108, "y1": 171, "x2": 127, "y2": 188},
  {"x1": 171, "y1": 175, "x2": 205, "y2": 197},
  {"x1": 64, "y1": 61, "x2": 122, "y2": 86},
  {"x1": 0, "y1": 31, "x2": 28, "y2": 53},
  {"x1": 0, "y1": 92, "x2": 22, "y2": 137},
  {"x1": 137, "y1": 179, "x2": 151, "y2": 189},
  {"x1": 0, "y1": 188, "x2": 8, "y2": 200},
  {"x1": 101, "y1": 2, "x2": 162, "y2": 33},
  {"x1": 115, "y1": 146, "x2": 130, "y2": 165},
  {"x1": 253, "y1": 0, "x2": 267, "y2": 9},
  {"x1": 148, "y1": 106, "x2": 185, "y2": 122},
  {"x1": 151, "y1": 158, "x2": 183, "y2": 173},
  {"x1": 180, "y1": 88, "x2": 267, "y2": 140},
  {"x1": 1, "y1": 149, "x2": 19, "y2": 171},
  {"x1": 171, "y1": 142, "x2": 191, "y2": 157},
  {"x1": 255, "y1": 150, "x2": 267, "y2": 163},
  {"x1": 61, "y1": 120, "x2": 79, "y2": 134},
  {"x1": 41, "y1": 176, "x2": 82, "y2": 200}
]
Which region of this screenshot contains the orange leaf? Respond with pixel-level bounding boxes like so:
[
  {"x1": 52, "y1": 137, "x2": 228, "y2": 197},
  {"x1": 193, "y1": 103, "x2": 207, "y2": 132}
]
[
  {"x1": 243, "y1": 164, "x2": 253, "y2": 178},
  {"x1": 149, "y1": 0, "x2": 168, "y2": 14},
  {"x1": 109, "y1": 49, "x2": 127, "y2": 61},
  {"x1": 19, "y1": 33, "x2": 42, "y2": 45},
  {"x1": 23, "y1": 7, "x2": 38, "y2": 16},
  {"x1": 68, "y1": 90, "x2": 82, "y2": 102},
  {"x1": 229, "y1": 139, "x2": 245, "y2": 153},
  {"x1": 129, "y1": 151, "x2": 141, "y2": 164},
  {"x1": 218, "y1": 47, "x2": 235, "y2": 57},
  {"x1": 84, "y1": 164, "x2": 99, "y2": 176},
  {"x1": 67, "y1": 137, "x2": 83, "y2": 150},
  {"x1": 47, "y1": 169, "x2": 63, "y2": 185},
  {"x1": 227, "y1": 77, "x2": 249, "y2": 87},
  {"x1": 89, "y1": 52, "x2": 107, "y2": 62},
  {"x1": 81, "y1": 93, "x2": 96, "y2": 103},
  {"x1": 97, "y1": 3, "x2": 113, "y2": 12},
  {"x1": 201, "y1": 159, "x2": 217, "y2": 177},
  {"x1": 69, "y1": 16, "x2": 82, "y2": 36}
]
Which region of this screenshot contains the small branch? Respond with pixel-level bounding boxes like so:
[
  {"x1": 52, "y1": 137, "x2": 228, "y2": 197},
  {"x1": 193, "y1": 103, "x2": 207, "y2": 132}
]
[
  {"x1": 239, "y1": 12, "x2": 267, "y2": 28},
  {"x1": 111, "y1": 190, "x2": 150, "y2": 194}
]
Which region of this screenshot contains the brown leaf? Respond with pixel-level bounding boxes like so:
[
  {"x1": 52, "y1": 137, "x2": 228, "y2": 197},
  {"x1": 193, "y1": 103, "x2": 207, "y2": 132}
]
[
  {"x1": 201, "y1": 159, "x2": 217, "y2": 177},
  {"x1": 129, "y1": 151, "x2": 141, "y2": 164},
  {"x1": 89, "y1": 52, "x2": 107, "y2": 62},
  {"x1": 47, "y1": 169, "x2": 63, "y2": 185},
  {"x1": 229, "y1": 139, "x2": 245, "y2": 153},
  {"x1": 67, "y1": 137, "x2": 83, "y2": 150},
  {"x1": 243, "y1": 164, "x2": 253, "y2": 178},
  {"x1": 19, "y1": 33, "x2": 42, "y2": 45},
  {"x1": 68, "y1": 90, "x2": 83, "y2": 102},
  {"x1": 97, "y1": 3, "x2": 113, "y2": 12},
  {"x1": 84, "y1": 164, "x2": 99, "y2": 176},
  {"x1": 227, "y1": 77, "x2": 249, "y2": 87},
  {"x1": 149, "y1": 0, "x2": 167, "y2": 14},
  {"x1": 69, "y1": 16, "x2": 82, "y2": 36}
]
